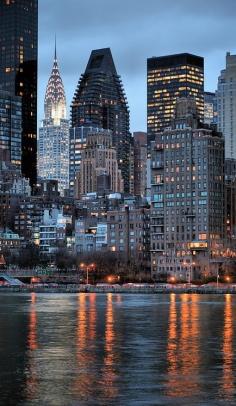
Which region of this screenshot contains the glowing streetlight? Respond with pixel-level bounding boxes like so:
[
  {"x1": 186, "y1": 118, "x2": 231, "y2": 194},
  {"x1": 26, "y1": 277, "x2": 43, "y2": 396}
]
[{"x1": 80, "y1": 263, "x2": 96, "y2": 284}]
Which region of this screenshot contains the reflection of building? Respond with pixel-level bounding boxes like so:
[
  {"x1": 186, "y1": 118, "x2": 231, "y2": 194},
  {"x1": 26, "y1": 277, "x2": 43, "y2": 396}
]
[
  {"x1": 0, "y1": 0, "x2": 38, "y2": 185},
  {"x1": 38, "y1": 46, "x2": 69, "y2": 195},
  {"x1": 217, "y1": 52, "x2": 236, "y2": 159},
  {"x1": 147, "y1": 53, "x2": 204, "y2": 144},
  {"x1": 0, "y1": 91, "x2": 22, "y2": 169},
  {"x1": 78, "y1": 130, "x2": 123, "y2": 198},
  {"x1": 133, "y1": 132, "x2": 147, "y2": 197},
  {"x1": 204, "y1": 91, "x2": 217, "y2": 125},
  {"x1": 150, "y1": 98, "x2": 225, "y2": 279},
  {"x1": 71, "y1": 48, "x2": 131, "y2": 192}
]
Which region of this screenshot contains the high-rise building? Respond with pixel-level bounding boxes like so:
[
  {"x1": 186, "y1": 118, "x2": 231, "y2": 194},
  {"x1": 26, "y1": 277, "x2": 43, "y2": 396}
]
[
  {"x1": 0, "y1": 90, "x2": 22, "y2": 168},
  {"x1": 147, "y1": 53, "x2": 204, "y2": 144},
  {"x1": 0, "y1": 0, "x2": 38, "y2": 185},
  {"x1": 216, "y1": 52, "x2": 236, "y2": 159},
  {"x1": 78, "y1": 130, "x2": 124, "y2": 198},
  {"x1": 204, "y1": 91, "x2": 217, "y2": 125},
  {"x1": 69, "y1": 125, "x2": 103, "y2": 197},
  {"x1": 133, "y1": 132, "x2": 147, "y2": 197},
  {"x1": 150, "y1": 99, "x2": 225, "y2": 279},
  {"x1": 38, "y1": 45, "x2": 69, "y2": 196},
  {"x1": 71, "y1": 48, "x2": 131, "y2": 192}
]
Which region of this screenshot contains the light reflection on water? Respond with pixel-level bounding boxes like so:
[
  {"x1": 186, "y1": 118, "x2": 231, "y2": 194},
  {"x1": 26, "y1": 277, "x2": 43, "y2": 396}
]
[{"x1": 0, "y1": 293, "x2": 236, "y2": 405}]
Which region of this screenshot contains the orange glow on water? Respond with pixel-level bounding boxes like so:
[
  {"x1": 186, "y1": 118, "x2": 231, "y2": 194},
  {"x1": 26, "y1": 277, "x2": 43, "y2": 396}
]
[
  {"x1": 89, "y1": 293, "x2": 96, "y2": 340},
  {"x1": 26, "y1": 292, "x2": 38, "y2": 400},
  {"x1": 166, "y1": 294, "x2": 200, "y2": 398},
  {"x1": 102, "y1": 293, "x2": 118, "y2": 399},
  {"x1": 221, "y1": 294, "x2": 234, "y2": 399},
  {"x1": 28, "y1": 293, "x2": 37, "y2": 351}
]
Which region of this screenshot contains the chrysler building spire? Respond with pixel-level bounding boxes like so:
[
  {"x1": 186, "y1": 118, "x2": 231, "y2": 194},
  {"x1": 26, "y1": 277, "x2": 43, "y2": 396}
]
[
  {"x1": 44, "y1": 42, "x2": 66, "y2": 124},
  {"x1": 38, "y1": 42, "x2": 69, "y2": 195}
]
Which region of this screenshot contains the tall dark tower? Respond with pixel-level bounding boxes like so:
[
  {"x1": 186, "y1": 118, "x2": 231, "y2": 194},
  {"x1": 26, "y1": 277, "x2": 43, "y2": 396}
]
[
  {"x1": 147, "y1": 53, "x2": 204, "y2": 144},
  {"x1": 0, "y1": 0, "x2": 38, "y2": 186},
  {"x1": 71, "y1": 48, "x2": 131, "y2": 192}
]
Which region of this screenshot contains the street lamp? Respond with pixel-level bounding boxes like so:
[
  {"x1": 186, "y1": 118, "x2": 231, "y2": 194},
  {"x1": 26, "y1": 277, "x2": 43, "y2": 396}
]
[
  {"x1": 217, "y1": 270, "x2": 219, "y2": 289},
  {"x1": 170, "y1": 276, "x2": 176, "y2": 284},
  {"x1": 80, "y1": 262, "x2": 96, "y2": 285}
]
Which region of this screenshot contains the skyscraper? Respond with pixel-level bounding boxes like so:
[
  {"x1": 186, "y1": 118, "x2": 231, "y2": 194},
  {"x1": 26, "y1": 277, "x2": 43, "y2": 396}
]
[
  {"x1": 69, "y1": 125, "x2": 104, "y2": 197},
  {"x1": 71, "y1": 48, "x2": 131, "y2": 192},
  {"x1": 0, "y1": 0, "x2": 38, "y2": 185},
  {"x1": 78, "y1": 130, "x2": 123, "y2": 198},
  {"x1": 38, "y1": 45, "x2": 69, "y2": 195},
  {"x1": 147, "y1": 53, "x2": 204, "y2": 144},
  {"x1": 216, "y1": 52, "x2": 236, "y2": 159}
]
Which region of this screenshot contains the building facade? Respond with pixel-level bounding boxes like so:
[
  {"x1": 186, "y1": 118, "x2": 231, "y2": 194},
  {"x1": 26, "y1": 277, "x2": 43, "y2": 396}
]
[
  {"x1": 38, "y1": 46, "x2": 69, "y2": 195},
  {"x1": 225, "y1": 159, "x2": 236, "y2": 250},
  {"x1": 78, "y1": 130, "x2": 124, "y2": 198},
  {"x1": 74, "y1": 219, "x2": 107, "y2": 253},
  {"x1": 0, "y1": 90, "x2": 22, "y2": 168},
  {"x1": 69, "y1": 125, "x2": 103, "y2": 197},
  {"x1": 0, "y1": 0, "x2": 38, "y2": 185},
  {"x1": 133, "y1": 132, "x2": 147, "y2": 197},
  {"x1": 147, "y1": 53, "x2": 204, "y2": 144},
  {"x1": 71, "y1": 48, "x2": 131, "y2": 192},
  {"x1": 216, "y1": 52, "x2": 236, "y2": 159},
  {"x1": 204, "y1": 91, "x2": 217, "y2": 125},
  {"x1": 39, "y1": 208, "x2": 72, "y2": 256},
  {"x1": 107, "y1": 206, "x2": 150, "y2": 270},
  {"x1": 150, "y1": 99, "x2": 225, "y2": 279}
]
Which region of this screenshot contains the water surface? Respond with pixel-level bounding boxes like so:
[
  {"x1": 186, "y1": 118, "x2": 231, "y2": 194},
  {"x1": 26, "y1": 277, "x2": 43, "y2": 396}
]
[{"x1": 0, "y1": 293, "x2": 236, "y2": 405}]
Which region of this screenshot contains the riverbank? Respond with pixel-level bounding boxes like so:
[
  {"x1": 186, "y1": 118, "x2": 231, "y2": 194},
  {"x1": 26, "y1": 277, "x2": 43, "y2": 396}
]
[{"x1": 0, "y1": 285, "x2": 236, "y2": 294}]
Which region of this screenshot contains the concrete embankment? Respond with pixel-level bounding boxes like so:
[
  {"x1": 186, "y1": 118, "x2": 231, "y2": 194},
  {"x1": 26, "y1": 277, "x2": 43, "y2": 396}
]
[{"x1": 0, "y1": 285, "x2": 236, "y2": 294}]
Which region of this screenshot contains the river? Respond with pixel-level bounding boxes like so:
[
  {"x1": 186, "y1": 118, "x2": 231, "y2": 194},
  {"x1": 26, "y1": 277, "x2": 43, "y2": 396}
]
[{"x1": 0, "y1": 293, "x2": 235, "y2": 405}]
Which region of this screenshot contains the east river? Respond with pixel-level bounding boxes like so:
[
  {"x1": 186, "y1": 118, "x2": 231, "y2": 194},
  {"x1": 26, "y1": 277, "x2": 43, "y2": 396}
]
[{"x1": 0, "y1": 294, "x2": 236, "y2": 406}]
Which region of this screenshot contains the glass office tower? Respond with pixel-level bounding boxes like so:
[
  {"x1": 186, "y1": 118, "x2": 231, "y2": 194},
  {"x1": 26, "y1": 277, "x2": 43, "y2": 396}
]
[
  {"x1": 147, "y1": 53, "x2": 204, "y2": 144},
  {"x1": 0, "y1": 0, "x2": 38, "y2": 185}
]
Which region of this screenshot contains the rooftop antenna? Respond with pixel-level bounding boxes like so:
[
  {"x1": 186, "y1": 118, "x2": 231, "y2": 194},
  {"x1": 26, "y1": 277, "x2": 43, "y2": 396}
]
[{"x1": 54, "y1": 34, "x2": 57, "y2": 61}]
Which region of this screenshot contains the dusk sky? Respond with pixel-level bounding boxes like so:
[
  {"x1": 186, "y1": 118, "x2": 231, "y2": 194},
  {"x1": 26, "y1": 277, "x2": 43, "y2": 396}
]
[{"x1": 39, "y1": 0, "x2": 236, "y2": 132}]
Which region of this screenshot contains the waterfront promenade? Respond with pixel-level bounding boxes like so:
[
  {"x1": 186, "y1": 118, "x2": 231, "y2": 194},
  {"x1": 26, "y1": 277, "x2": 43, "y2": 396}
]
[{"x1": 0, "y1": 284, "x2": 236, "y2": 294}]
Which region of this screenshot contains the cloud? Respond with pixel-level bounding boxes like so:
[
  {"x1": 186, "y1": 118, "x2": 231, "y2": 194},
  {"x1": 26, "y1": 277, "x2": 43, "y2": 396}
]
[{"x1": 38, "y1": 0, "x2": 236, "y2": 131}]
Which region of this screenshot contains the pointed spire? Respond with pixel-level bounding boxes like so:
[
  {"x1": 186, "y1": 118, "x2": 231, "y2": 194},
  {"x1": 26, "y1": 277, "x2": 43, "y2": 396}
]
[
  {"x1": 44, "y1": 40, "x2": 67, "y2": 122},
  {"x1": 54, "y1": 34, "x2": 57, "y2": 62}
]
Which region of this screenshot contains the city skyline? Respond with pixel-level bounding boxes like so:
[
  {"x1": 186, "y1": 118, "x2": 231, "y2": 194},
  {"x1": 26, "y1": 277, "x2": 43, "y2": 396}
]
[{"x1": 39, "y1": 0, "x2": 236, "y2": 132}]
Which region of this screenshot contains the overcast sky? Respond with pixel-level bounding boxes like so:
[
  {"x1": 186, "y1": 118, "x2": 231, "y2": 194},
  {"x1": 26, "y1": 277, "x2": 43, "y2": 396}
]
[{"x1": 39, "y1": 0, "x2": 236, "y2": 132}]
